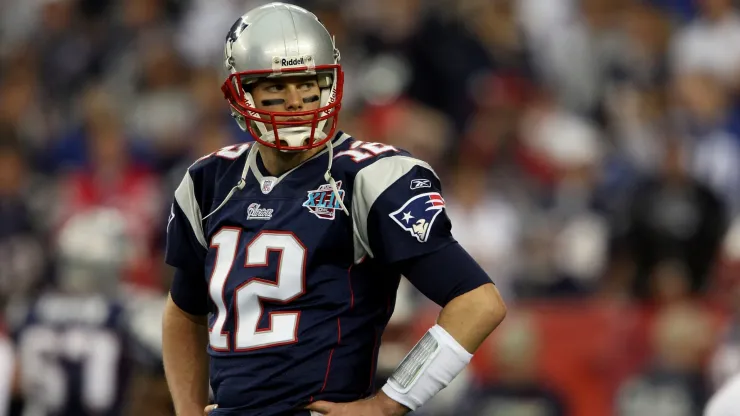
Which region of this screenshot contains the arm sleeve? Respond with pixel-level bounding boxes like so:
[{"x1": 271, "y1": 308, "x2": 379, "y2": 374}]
[
  {"x1": 351, "y1": 155, "x2": 455, "y2": 264},
  {"x1": 165, "y1": 170, "x2": 209, "y2": 314},
  {"x1": 395, "y1": 242, "x2": 493, "y2": 307}
]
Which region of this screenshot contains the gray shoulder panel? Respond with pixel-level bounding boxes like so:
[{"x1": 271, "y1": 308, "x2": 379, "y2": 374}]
[
  {"x1": 174, "y1": 171, "x2": 208, "y2": 249},
  {"x1": 351, "y1": 155, "x2": 436, "y2": 262}
]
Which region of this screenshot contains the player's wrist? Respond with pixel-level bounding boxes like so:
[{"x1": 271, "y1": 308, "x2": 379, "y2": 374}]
[
  {"x1": 380, "y1": 324, "x2": 473, "y2": 411},
  {"x1": 375, "y1": 390, "x2": 410, "y2": 416}
]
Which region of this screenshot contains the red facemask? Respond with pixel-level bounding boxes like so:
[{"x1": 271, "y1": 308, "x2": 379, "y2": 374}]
[{"x1": 221, "y1": 65, "x2": 344, "y2": 151}]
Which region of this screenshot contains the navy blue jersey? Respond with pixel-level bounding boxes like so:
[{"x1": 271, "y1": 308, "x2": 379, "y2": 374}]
[
  {"x1": 165, "y1": 133, "x2": 456, "y2": 415},
  {"x1": 12, "y1": 293, "x2": 130, "y2": 416}
]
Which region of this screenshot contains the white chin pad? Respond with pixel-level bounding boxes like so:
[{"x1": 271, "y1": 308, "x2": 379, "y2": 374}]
[{"x1": 258, "y1": 126, "x2": 327, "y2": 150}]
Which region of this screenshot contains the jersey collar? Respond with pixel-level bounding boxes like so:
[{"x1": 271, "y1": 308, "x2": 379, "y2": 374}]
[{"x1": 249, "y1": 131, "x2": 351, "y2": 190}]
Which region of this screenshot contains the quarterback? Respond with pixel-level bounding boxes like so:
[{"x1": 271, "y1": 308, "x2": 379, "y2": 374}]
[{"x1": 162, "y1": 3, "x2": 507, "y2": 416}]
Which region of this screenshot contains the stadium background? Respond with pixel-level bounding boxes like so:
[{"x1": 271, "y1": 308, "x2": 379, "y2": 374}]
[{"x1": 2, "y1": 0, "x2": 740, "y2": 415}]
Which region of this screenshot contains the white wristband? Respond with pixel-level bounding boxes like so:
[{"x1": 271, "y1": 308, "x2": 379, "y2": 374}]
[{"x1": 381, "y1": 324, "x2": 473, "y2": 410}]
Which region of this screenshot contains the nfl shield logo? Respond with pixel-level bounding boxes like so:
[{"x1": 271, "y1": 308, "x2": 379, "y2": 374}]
[{"x1": 261, "y1": 177, "x2": 277, "y2": 194}]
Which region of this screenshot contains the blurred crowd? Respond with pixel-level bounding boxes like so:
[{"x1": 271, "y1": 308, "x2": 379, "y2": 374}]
[{"x1": 1, "y1": 0, "x2": 740, "y2": 415}]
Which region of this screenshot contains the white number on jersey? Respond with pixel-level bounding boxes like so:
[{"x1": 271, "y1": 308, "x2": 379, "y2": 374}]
[
  {"x1": 209, "y1": 229, "x2": 306, "y2": 351},
  {"x1": 192, "y1": 143, "x2": 251, "y2": 166},
  {"x1": 18, "y1": 326, "x2": 121, "y2": 413},
  {"x1": 334, "y1": 141, "x2": 398, "y2": 162},
  {"x1": 215, "y1": 143, "x2": 251, "y2": 160}
]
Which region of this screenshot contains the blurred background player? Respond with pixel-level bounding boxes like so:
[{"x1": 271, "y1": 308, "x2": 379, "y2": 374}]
[
  {"x1": 452, "y1": 313, "x2": 566, "y2": 416},
  {"x1": 9, "y1": 208, "x2": 167, "y2": 416},
  {"x1": 615, "y1": 304, "x2": 713, "y2": 416}
]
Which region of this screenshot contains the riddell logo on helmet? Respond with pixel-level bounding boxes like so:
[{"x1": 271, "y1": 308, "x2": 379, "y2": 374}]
[{"x1": 282, "y1": 57, "x2": 306, "y2": 67}]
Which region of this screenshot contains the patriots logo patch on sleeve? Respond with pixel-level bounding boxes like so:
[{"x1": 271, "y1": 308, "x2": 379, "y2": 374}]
[{"x1": 389, "y1": 192, "x2": 446, "y2": 243}]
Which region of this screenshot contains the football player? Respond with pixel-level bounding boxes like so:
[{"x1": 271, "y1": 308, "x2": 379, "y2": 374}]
[
  {"x1": 162, "y1": 3, "x2": 507, "y2": 416},
  {"x1": 11, "y1": 209, "x2": 134, "y2": 416}
]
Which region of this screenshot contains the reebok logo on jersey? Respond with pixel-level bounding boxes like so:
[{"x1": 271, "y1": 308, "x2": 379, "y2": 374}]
[
  {"x1": 389, "y1": 192, "x2": 446, "y2": 243},
  {"x1": 303, "y1": 181, "x2": 345, "y2": 220},
  {"x1": 247, "y1": 203, "x2": 273, "y2": 220},
  {"x1": 410, "y1": 179, "x2": 431, "y2": 190}
]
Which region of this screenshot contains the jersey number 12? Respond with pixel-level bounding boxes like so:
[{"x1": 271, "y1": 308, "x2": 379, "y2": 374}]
[{"x1": 208, "y1": 229, "x2": 305, "y2": 351}]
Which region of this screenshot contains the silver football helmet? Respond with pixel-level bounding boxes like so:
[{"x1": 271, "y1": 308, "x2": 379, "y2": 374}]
[
  {"x1": 55, "y1": 208, "x2": 134, "y2": 295},
  {"x1": 221, "y1": 2, "x2": 343, "y2": 151}
]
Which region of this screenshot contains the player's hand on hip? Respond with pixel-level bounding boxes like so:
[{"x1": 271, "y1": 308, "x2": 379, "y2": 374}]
[
  {"x1": 305, "y1": 394, "x2": 408, "y2": 416},
  {"x1": 203, "y1": 404, "x2": 218, "y2": 415}
]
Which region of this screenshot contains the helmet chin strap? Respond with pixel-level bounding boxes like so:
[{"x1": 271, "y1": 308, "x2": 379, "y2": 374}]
[
  {"x1": 202, "y1": 137, "x2": 349, "y2": 221},
  {"x1": 202, "y1": 144, "x2": 258, "y2": 220},
  {"x1": 324, "y1": 139, "x2": 349, "y2": 216}
]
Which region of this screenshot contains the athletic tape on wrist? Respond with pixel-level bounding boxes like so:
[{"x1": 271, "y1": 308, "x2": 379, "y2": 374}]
[{"x1": 381, "y1": 324, "x2": 472, "y2": 410}]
